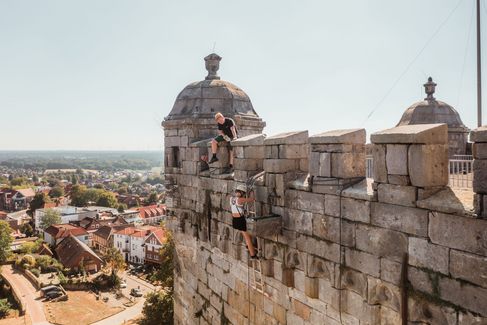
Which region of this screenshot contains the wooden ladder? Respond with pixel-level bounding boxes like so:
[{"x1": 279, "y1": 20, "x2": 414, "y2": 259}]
[{"x1": 250, "y1": 258, "x2": 265, "y2": 294}]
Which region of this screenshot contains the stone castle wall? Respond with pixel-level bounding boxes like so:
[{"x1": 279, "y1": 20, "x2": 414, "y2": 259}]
[{"x1": 164, "y1": 123, "x2": 487, "y2": 325}]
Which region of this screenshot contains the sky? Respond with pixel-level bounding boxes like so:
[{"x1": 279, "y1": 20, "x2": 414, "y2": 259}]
[{"x1": 0, "y1": 0, "x2": 482, "y2": 150}]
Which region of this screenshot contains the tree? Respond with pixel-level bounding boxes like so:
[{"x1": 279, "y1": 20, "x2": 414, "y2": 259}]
[
  {"x1": 20, "y1": 223, "x2": 34, "y2": 237},
  {"x1": 29, "y1": 193, "x2": 51, "y2": 213},
  {"x1": 39, "y1": 209, "x2": 61, "y2": 230},
  {"x1": 32, "y1": 175, "x2": 39, "y2": 183},
  {"x1": 19, "y1": 241, "x2": 37, "y2": 254},
  {"x1": 103, "y1": 247, "x2": 126, "y2": 277},
  {"x1": 0, "y1": 221, "x2": 12, "y2": 263},
  {"x1": 151, "y1": 231, "x2": 174, "y2": 288},
  {"x1": 0, "y1": 298, "x2": 11, "y2": 318},
  {"x1": 117, "y1": 204, "x2": 127, "y2": 213},
  {"x1": 71, "y1": 174, "x2": 78, "y2": 185},
  {"x1": 10, "y1": 177, "x2": 27, "y2": 186},
  {"x1": 147, "y1": 192, "x2": 159, "y2": 205},
  {"x1": 96, "y1": 191, "x2": 118, "y2": 208},
  {"x1": 139, "y1": 290, "x2": 173, "y2": 325},
  {"x1": 50, "y1": 186, "x2": 64, "y2": 198}
]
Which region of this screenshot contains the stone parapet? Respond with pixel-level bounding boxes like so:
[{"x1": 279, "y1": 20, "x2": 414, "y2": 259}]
[{"x1": 472, "y1": 126, "x2": 487, "y2": 218}]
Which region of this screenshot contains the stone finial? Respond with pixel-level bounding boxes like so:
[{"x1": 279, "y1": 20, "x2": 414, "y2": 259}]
[
  {"x1": 424, "y1": 77, "x2": 436, "y2": 100},
  {"x1": 204, "y1": 53, "x2": 222, "y2": 80}
]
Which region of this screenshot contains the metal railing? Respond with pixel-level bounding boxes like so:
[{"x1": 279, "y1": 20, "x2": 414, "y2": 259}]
[{"x1": 364, "y1": 155, "x2": 473, "y2": 189}]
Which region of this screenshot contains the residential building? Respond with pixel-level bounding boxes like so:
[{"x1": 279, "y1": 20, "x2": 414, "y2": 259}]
[
  {"x1": 44, "y1": 224, "x2": 89, "y2": 246},
  {"x1": 55, "y1": 235, "x2": 102, "y2": 273},
  {"x1": 113, "y1": 225, "x2": 159, "y2": 264},
  {"x1": 135, "y1": 204, "x2": 166, "y2": 225},
  {"x1": 0, "y1": 188, "x2": 35, "y2": 212},
  {"x1": 34, "y1": 205, "x2": 118, "y2": 230},
  {"x1": 92, "y1": 224, "x2": 131, "y2": 254},
  {"x1": 145, "y1": 228, "x2": 167, "y2": 265}
]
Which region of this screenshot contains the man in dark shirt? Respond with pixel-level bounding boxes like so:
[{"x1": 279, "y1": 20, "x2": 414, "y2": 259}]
[{"x1": 209, "y1": 112, "x2": 237, "y2": 171}]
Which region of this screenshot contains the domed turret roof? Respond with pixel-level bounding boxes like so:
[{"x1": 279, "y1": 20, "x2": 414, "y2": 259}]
[
  {"x1": 397, "y1": 77, "x2": 468, "y2": 131},
  {"x1": 165, "y1": 53, "x2": 258, "y2": 120}
]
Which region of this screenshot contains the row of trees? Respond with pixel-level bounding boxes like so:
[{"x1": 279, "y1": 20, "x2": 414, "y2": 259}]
[{"x1": 70, "y1": 185, "x2": 118, "y2": 208}]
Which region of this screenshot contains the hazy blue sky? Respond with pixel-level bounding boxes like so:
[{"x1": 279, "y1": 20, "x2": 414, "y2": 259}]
[{"x1": 0, "y1": 0, "x2": 481, "y2": 150}]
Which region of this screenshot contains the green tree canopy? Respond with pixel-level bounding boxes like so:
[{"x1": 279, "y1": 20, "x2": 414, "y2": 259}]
[
  {"x1": 103, "y1": 247, "x2": 126, "y2": 277},
  {"x1": 147, "y1": 192, "x2": 159, "y2": 205},
  {"x1": 0, "y1": 221, "x2": 13, "y2": 263},
  {"x1": 10, "y1": 177, "x2": 28, "y2": 187},
  {"x1": 50, "y1": 186, "x2": 65, "y2": 198},
  {"x1": 139, "y1": 290, "x2": 173, "y2": 325},
  {"x1": 97, "y1": 192, "x2": 118, "y2": 208},
  {"x1": 29, "y1": 193, "x2": 51, "y2": 213},
  {"x1": 39, "y1": 209, "x2": 61, "y2": 230}
]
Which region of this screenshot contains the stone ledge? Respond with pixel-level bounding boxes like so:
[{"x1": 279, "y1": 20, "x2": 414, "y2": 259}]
[
  {"x1": 341, "y1": 178, "x2": 377, "y2": 201},
  {"x1": 417, "y1": 187, "x2": 475, "y2": 217},
  {"x1": 264, "y1": 130, "x2": 308, "y2": 145},
  {"x1": 309, "y1": 128, "x2": 365, "y2": 144},
  {"x1": 470, "y1": 125, "x2": 487, "y2": 142},
  {"x1": 371, "y1": 124, "x2": 447, "y2": 144},
  {"x1": 231, "y1": 133, "x2": 266, "y2": 146}
]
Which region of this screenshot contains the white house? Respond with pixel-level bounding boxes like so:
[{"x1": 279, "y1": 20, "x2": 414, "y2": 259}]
[{"x1": 113, "y1": 226, "x2": 159, "y2": 265}]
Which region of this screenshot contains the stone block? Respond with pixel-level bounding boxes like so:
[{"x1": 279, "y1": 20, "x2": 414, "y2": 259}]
[
  {"x1": 439, "y1": 277, "x2": 487, "y2": 316},
  {"x1": 279, "y1": 144, "x2": 309, "y2": 159},
  {"x1": 371, "y1": 123, "x2": 448, "y2": 144},
  {"x1": 295, "y1": 191, "x2": 325, "y2": 214},
  {"x1": 304, "y1": 277, "x2": 319, "y2": 299},
  {"x1": 264, "y1": 241, "x2": 285, "y2": 262},
  {"x1": 182, "y1": 161, "x2": 198, "y2": 175},
  {"x1": 450, "y1": 249, "x2": 487, "y2": 288},
  {"x1": 473, "y1": 159, "x2": 487, "y2": 194},
  {"x1": 284, "y1": 248, "x2": 306, "y2": 271},
  {"x1": 324, "y1": 194, "x2": 340, "y2": 217},
  {"x1": 470, "y1": 125, "x2": 487, "y2": 142},
  {"x1": 356, "y1": 225, "x2": 407, "y2": 262},
  {"x1": 243, "y1": 145, "x2": 265, "y2": 159},
  {"x1": 312, "y1": 214, "x2": 339, "y2": 242},
  {"x1": 378, "y1": 183, "x2": 417, "y2": 207},
  {"x1": 264, "y1": 130, "x2": 308, "y2": 145},
  {"x1": 231, "y1": 133, "x2": 266, "y2": 146},
  {"x1": 341, "y1": 268, "x2": 368, "y2": 298},
  {"x1": 380, "y1": 258, "x2": 401, "y2": 286},
  {"x1": 311, "y1": 143, "x2": 357, "y2": 153},
  {"x1": 282, "y1": 267, "x2": 295, "y2": 287},
  {"x1": 307, "y1": 255, "x2": 335, "y2": 281},
  {"x1": 340, "y1": 289, "x2": 380, "y2": 324},
  {"x1": 283, "y1": 209, "x2": 313, "y2": 235},
  {"x1": 367, "y1": 277, "x2": 401, "y2": 312},
  {"x1": 458, "y1": 311, "x2": 487, "y2": 324},
  {"x1": 292, "y1": 299, "x2": 312, "y2": 320},
  {"x1": 309, "y1": 152, "x2": 320, "y2": 176},
  {"x1": 371, "y1": 202, "x2": 428, "y2": 236},
  {"x1": 331, "y1": 152, "x2": 365, "y2": 178},
  {"x1": 319, "y1": 152, "x2": 331, "y2": 177},
  {"x1": 372, "y1": 144, "x2": 387, "y2": 183},
  {"x1": 319, "y1": 278, "x2": 340, "y2": 308},
  {"x1": 233, "y1": 158, "x2": 262, "y2": 171},
  {"x1": 387, "y1": 174, "x2": 411, "y2": 186},
  {"x1": 380, "y1": 307, "x2": 401, "y2": 325},
  {"x1": 386, "y1": 144, "x2": 408, "y2": 175},
  {"x1": 408, "y1": 296, "x2": 457, "y2": 325},
  {"x1": 473, "y1": 143, "x2": 487, "y2": 159},
  {"x1": 297, "y1": 235, "x2": 340, "y2": 263},
  {"x1": 341, "y1": 197, "x2": 370, "y2": 223},
  {"x1": 344, "y1": 248, "x2": 380, "y2": 277},
  {"x1": 265, "y1": 145, "x2": 279, "y2": 159},
  {"x1": 407, "y1": 266, "x2": 434, "y2": 296},
  {"x1": 429, "y1": 211, "x2": 487, "y2": 255},
  {"x1": 263, "y1": 159, "x2": 297, "y2": 173},
  {"x1": 408, "y1": 144, "x2": 449, "y2": 187},
  {"x1": 408, "y1": 237, "x2": 449, "y2": 274},
  {"x1": 309, "y1": 128, "x2": 366, "y2": 144}
]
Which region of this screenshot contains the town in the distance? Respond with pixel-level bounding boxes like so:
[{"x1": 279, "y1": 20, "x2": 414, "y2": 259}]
[{"x1": 0, "y1": 151, "x2": 171, "y2": 325}]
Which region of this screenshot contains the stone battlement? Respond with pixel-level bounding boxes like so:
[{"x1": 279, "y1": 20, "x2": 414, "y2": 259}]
[{"x1": 164, "y1": 121, "x2": 487, "y2": 324}]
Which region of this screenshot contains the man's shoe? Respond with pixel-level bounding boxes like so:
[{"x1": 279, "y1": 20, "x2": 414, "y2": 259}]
[
  {"x1": 222, "y1": 167, "x2": 233, "y2": 174},
  {"x1": 208, "y1": 156, "x2": 219, "y2": 164}
]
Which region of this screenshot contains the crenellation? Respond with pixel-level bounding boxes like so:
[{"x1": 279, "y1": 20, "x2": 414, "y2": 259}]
[{"x1": 164, "y1": 58, "x2": 487, "y2": 323}]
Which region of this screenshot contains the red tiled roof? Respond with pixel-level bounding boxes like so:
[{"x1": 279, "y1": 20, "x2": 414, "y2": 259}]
[
  {"x1": 145, "y1": 228, "x2": 166, "y2": 245},
  {"x1": 55, "y1": 235, "x2": 102, "y2": 268},
  {"x1": 16, "y1": 188, "x2": 35, "y2": 197},
  {"x1": 137, "y1": 205, "x2": 166, "y2": 219},
  {"x1": 44, "y1": 224, "x2": 88, "y2": 239}
]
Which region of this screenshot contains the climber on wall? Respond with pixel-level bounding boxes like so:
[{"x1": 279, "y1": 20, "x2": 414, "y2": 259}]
[
  {"x1": 230, "y1": 184, "x2": 258, "y2": 259},
  {"x1": 208, "y1": 112, "x2": 237, "y2": 173}
]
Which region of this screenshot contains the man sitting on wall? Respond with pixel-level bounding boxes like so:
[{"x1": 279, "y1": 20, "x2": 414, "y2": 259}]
[{"x1": 208, "y1": 112, "x2": 237, "y2": 172}]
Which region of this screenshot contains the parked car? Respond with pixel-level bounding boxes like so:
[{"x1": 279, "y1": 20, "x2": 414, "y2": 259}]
[
  {"x1": 40, "y1": 285, "x2": 62, "y2": 297},
  {"x1": 130, "y1": 288, "x2": 143, "y2": 297},
  {"x1": 120, "y1": 281, "x2": 127, "y2": 288},
  {"x1": 45, "y1": 291, "x2": 63, "y2": 300}
]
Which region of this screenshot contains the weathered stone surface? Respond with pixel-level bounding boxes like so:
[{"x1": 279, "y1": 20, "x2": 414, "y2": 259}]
[
  {"x1": 309, "y1": 152, "x2": 320, "y2": 176},
  {"x1": 458, "y1": 311, "x2": 487, "y2": 325},
  {"x1": 378, "y1": 183, "x2": 416, "y2": 207},
  {"x1": 233, "y1": 158, "x2": 263, "y2": 171},
  {"x1": 312, "y1": 214, "x2": 339, "y2": 242},
  {"x1": 304, "y1": 277, "x2": 319, "y2": 299},
  {"x1": 243, "y1": 145, "x2": 265, "y2": 159},
  {"x1": 450, "y1": 249, "x2": 487, "y2": 288},
  {"x1": 264, "y1": 130, "x2": 308, "y2": 145},
  {"x1": 367, "y1": 277, "x2": 401, "y2": 312},
  {"x1": 380, "y1": 258, "x2": 401, "y2": 286},
  {"x1": 380, "y1": 306, "x2": 401, "y2": 325},
  {"x1": 408, "y1": 144, "x2": 449, "y2": 187},
  {"x1": 371, "y1": 202, "x2": 428, "y2": 236},
  {"x1": 341, "y1": 178, "x2": 376, "y2": 201},
  {"x1": 473, "y1": 159, "x2": 487, "y2": 194},
  {"x1": 429, "y1": 211, "x2": 487, "y2": 255},
  {"x1": 417, "y1": 187, "x2": 475, "y2": 217},
  {"x1": 318, "y1": 152, "x2": 331, "y2": 177},
  {"x1": 307, "y1": 255, "x2": 334, "y2": 281},
  {"x1": 340, "y1": 197, "x2": 370, "y2": 223},
  {"x1": 344, "y1": 248, "x2": 380, "y2": 277},
  {"x1": 341, "y1": 268, "x2": 368, "y2": 298},
  {"x1": 297, "y1": 235, "x2": 340, "y2": 263},
  {"x1": 473, "y1": 142, "x2": 487, "y2": 159},
  {"x1": 265, "y1": 145, "x2": 279, "y2": 159},
  {"x1": 408, "y1": 237, "x2": 449, "y2": 274},
  {"x1": 408, "y1": 296, "x2": 457, "y2": 325},
  {"x1": 263, "y1": 159, "x2": 297, "y2": 173},
  {"x1": 340, "y1": 289, "x2": 380, "y2": 324},
  {"x1": 387, "y1": 174, "x2": 411, "y2": 186},
  {"x1": 439, "y1": 277, "x2": 487, "y2": 316},
  {"x1": 331, "y1": 152, "x2": 365, "y2": 178},
  {"x1": 283, "y1": 209, "x2": 313, "y2": 235},
  {"x1": 284, "y1": 248, "x2": 306, "y2": 271},
  {"x1": 309, "y1": 128, "x2": 366, "y2": 144},
  {"x1": 324, "y1": 194, "x2": 341, "y2": 217},
  {"x1": 470, "y1": 125, "x2": 487, "y2": 142},
  {"x1": 279, "y1": 144, "x2": 309, "y2": 159},
  {"x1": 294, "y1": 191, "x2": 325, "y2": 214},
  {"x1": 386, "y1": 144, "x2": 408, "y2": 175},
  {"x1": 372, "y1": 144, "x2": 387, "y2": 183},
  {"x1": 371, "y1": 123, "x2": 448, "y2": 144},
  {"x1": 231, "y1": 133, "x2": 266, "y2": 146},
  {"x1": 356, "y1": 225, "x2": 407, "y2": 262},
  {"x1": 318, "y1": 279, "x2": 340, "y2": 308}
]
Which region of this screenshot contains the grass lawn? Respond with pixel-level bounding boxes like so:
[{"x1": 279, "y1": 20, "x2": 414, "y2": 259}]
[{"x1": 44, "y1": 291, "x2": 124, "y2": 325}]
